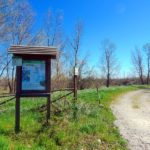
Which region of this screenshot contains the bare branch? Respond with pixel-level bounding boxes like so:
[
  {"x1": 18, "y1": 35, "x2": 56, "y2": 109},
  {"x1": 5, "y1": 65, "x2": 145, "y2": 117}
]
[
  {"x1": 100, "y1": 39, "x2": 119, "y2": 87},
  {"x1": 131, "y1": 48, "x2": 144, "y2": 84},
  {"x1": 143, "y1": 43, "x2": 150, "y2": 84}
]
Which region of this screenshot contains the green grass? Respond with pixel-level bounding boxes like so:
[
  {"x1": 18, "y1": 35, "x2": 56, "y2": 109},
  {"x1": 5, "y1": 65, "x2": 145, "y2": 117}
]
[{"x1": 0, "y1": 85, "x2": 146, "y2": 150}]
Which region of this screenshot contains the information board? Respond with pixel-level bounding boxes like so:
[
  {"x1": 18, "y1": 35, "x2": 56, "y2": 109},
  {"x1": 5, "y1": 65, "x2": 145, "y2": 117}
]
[{"x1": 22, "y1": 60, "x2": 46, "y2": 90}]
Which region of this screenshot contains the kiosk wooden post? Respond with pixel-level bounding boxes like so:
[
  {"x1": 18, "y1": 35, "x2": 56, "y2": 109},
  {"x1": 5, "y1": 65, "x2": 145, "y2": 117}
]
[
  {"x1": 15, "y1": 66, "x2": 21, "y2": 133},
  {"x1": 46, "y1": 59, "x2": 51, "y2": 122},
  {"x1": 8, "y1": 45, "x2": 57, "y2": 133}
]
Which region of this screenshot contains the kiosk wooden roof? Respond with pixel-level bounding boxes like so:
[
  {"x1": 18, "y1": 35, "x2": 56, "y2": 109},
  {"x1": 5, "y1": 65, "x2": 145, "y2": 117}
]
[{"x1": 9, "y1": 45, "x2": 57, "y2": 59}]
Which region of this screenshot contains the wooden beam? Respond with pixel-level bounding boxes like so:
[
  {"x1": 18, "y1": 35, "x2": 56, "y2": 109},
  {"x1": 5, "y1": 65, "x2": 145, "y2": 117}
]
[
  {"x1": 46, "y1": 59, "x2": 51, "y2": 122},
  {"x1": 15, "y1": 66, "x2": 21, "y2": 133},
  {"x1": 73, "y1": 74, "x2": 77, "y2": 119}
]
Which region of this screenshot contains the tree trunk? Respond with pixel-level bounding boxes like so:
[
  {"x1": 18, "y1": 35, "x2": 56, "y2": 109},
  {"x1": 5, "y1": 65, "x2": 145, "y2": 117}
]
[
  {"x1": 147, "y1": 60, "x2": 150, "y2": 85},
  {"x1": 140, "y1": 74, "x2": 144, "y2": 85},
  {"x1": 106, "y1": 73, "x2": 110, "y2": 87},
  {"x1": 147, "y1": 72, "x2": 149, "y2": 85},
  {"x1": 11, "y1": 66, "x2": 15, "y2": 93}
]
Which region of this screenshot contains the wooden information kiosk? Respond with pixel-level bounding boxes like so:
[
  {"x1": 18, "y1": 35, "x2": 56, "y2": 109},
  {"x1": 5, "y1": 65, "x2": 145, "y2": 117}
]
[{"x1": 9, "y1": 45, "x2": 57, "y2": 133}]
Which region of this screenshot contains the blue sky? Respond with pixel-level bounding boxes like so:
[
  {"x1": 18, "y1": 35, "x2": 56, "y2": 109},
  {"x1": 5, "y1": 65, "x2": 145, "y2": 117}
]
[{"x1": 29, "y1": 0, "x2": 150, "y2": 77}]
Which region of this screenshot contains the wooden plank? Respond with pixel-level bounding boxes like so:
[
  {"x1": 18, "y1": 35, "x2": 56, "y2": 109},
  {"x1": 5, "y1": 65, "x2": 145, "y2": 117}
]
[
  {"x1": 8, "y1": 45, "x2": 57, "y2": 56},
  {"x1": 46, "y1": 59, "x2": 51, "y2": 122},
  {"x1": 0, "y1": 94, "x2": 15, "y2": 98},
  {"x1": 9, "y1": 49, "x2": 56, "y2": 51},
  {"x1": 9, "y1": 49, "x2": 57, "y2": 53},
  {"x1": 0, "y1": 97, "x2": 15, "y2": 106},
  {"x1": 52, "y1": 91, "x2": 73, "y2": 103},
  {"x1": 15, "y1": 96, "x2": 20, "y2": 133},
  {"x1": 51, "y1": 88, "x2": 74, "y2": 93},
  {"x1": 73, "y1": 74, "x2": 77, "y2": 119},
  {"x1": 14, "y1": 54, "x2": 56, "y2": 60},
  {"x1": 10, "y1": 45, "x2": 57, "y2": 49},
  {"x1": 15, "y1": 66, "x2": 21, "y2": 133},
  {"x1": 20, "y1": 93, "x2": 51, "y2": 97}
]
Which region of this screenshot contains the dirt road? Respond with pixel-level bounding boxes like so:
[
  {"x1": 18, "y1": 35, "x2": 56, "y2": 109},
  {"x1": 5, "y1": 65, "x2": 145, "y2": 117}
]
[{"x1": 111, "y1": 89, "x2": 150, "y2": 150}]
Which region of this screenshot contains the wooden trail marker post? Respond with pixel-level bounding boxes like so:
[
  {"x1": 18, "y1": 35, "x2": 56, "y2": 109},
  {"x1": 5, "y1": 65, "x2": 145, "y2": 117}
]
[
  {"x1": 73, "y1": 67, "x2": 78, "y2": 119},
  {"x1": 8, "y1": 45, "x2": 57, "y2": 133}
]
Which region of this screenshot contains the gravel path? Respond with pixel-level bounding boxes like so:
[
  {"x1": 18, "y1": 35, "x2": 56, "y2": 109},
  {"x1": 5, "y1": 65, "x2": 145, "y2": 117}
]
[{"x1": 111, "y1": 89, "x2": 150, "y2": 150}]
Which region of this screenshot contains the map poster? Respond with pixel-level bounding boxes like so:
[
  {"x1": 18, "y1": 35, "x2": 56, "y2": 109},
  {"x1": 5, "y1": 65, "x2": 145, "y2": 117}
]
[{"x1": 22, "y1": 60, "x2": 46, "y2": 90}]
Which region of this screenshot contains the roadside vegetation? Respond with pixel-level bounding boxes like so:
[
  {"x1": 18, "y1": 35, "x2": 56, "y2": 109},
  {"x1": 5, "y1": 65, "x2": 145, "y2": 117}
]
[{"x1": 0, "y1": 85, "x2": 146, "y2": 150}]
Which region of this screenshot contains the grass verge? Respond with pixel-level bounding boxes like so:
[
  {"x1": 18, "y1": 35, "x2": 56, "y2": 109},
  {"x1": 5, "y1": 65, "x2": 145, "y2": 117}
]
[{"x1": 0, "y1": 85, "x2": 144, "y2": 150}]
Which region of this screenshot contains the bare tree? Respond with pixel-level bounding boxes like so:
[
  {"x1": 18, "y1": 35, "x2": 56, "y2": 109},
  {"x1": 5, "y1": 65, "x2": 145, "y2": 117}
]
[
  {"x1": 0, "y1": 53, "x2": 8, "y2": 78},
  {"x1": 69, "y1": 22, "x2": 83, "y2": 69},
  {"x1": 44, "y1": 9, "x2": 68, "y2": 89},
  {"x1": 69, "y1": 22, "x2": 87, "y2": 88},
  {"x1": 44, "y1": 9, "x2": 63, "y2": 46},
  {"x1": 0, "y1": 0, "x2": 14, "y2": 39},
  {"x1": 0, "y1": 0, "x2": 35, "y2": 93},
  {"x1": 100, "y1": 39, "x2": 118, "y2": 87},
  {"x1": 28, "y1": 29, "x2": 45, "y2": 46},
  {"x1": 143, "y1": 43, "x2": 150, "y2": 84},
  {"x1": 9, "y1": 0, "x2": 34, "y2": 93},
  {"x1": 78, "y1": 54, "x2": 88, "y2": 79},
  {"x1": 132, "y1": 48, "x2": 144, "y2": 84},
  {"x1": 8, "y1": 1, "x2": 35, "y2": 45}
]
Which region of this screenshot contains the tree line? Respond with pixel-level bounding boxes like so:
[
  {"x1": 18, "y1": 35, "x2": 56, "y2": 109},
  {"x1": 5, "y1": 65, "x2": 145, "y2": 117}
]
[{"x1": 0, "y1": 0, "x2": 149, "y2": 93}]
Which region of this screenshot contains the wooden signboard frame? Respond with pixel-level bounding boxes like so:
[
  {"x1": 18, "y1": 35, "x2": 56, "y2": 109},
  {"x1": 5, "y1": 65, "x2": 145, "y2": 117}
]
[
  {"x1": 9, "y1": 46, "x2": 57, "y2": 133},
  {"x1": 16, "y1": 56, "x2": 51, "y2": 96},
  {"x1": 15, "y1": 56, "x2": 51, "y2": 133}
]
